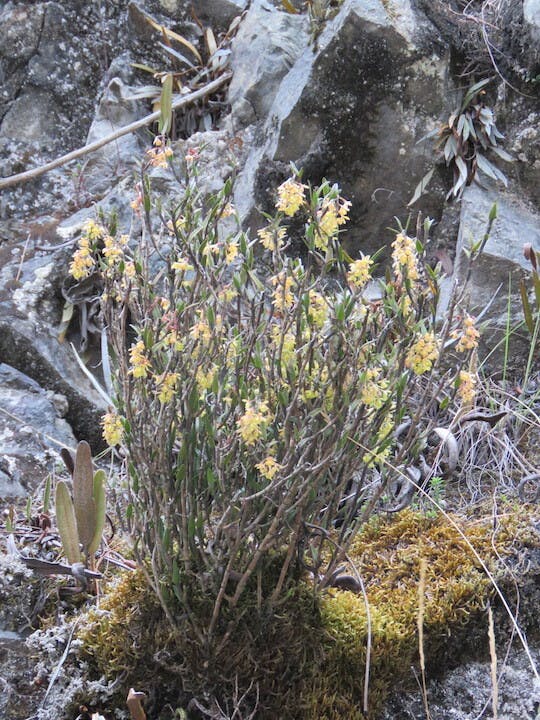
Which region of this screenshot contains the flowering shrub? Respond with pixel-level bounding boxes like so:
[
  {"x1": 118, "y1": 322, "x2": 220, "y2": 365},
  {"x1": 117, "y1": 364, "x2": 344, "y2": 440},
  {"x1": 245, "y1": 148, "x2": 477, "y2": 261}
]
[{"x1": 73, "y1": 146, "x2": 481, "y2": 699}]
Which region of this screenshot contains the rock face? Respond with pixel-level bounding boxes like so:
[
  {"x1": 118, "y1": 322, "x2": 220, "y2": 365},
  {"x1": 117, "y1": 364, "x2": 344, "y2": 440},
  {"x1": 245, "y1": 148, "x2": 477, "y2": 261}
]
[
  {"x1": 0, "y1": 364, "x2": 76, "y2": 497},
  {"x1": 439, "y1": 184, "x2": 540, "y2": 370},
  {"x1": 233, "y1": 0, "x2": 451, "y2": 256}
]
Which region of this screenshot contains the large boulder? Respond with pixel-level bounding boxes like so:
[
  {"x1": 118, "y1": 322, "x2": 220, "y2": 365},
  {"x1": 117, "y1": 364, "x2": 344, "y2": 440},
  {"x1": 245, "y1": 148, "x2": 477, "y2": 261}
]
[
  {"x1": 0, "y1": 364, "x2": 76, "y2": 497},
  {"x1": 443, "y1": 184, "x2": 540, "y2": 370},
  {"x1": 233, "y1": 0, "x2": 451, "y2": 256}
]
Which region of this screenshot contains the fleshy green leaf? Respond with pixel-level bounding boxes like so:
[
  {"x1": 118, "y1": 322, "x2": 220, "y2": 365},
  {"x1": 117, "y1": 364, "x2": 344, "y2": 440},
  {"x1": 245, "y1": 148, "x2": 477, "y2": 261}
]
[{"x1": 55, "y1": 481, "x2": 81, "y2": 564}]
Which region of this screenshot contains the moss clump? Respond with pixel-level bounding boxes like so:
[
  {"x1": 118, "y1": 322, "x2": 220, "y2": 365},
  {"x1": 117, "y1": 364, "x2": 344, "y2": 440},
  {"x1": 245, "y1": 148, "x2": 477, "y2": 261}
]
[
  {"x1": 79, "y1": 509, "x2": 539, "y2": 719},
  {"x1": 299, "y1": 508, "x2": 538, "y2": 719}
]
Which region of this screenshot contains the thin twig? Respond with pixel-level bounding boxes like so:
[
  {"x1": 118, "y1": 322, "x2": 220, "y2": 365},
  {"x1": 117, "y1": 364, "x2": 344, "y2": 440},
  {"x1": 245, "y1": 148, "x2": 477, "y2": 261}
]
[{"x1": 0, "y1": 74, "x2": 231, "y2": 191}]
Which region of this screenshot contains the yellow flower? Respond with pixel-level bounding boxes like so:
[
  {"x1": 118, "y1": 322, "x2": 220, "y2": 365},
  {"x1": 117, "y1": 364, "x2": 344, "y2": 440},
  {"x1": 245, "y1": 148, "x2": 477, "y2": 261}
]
[
  {"x1": 315, "y1": 196, "x2": 350, "y2": 250},
  {"x1": 307, "y1": 290, "x2": 328, "y2": 328},
  {"x1": 146, "y1": 137, "x2": 173, "y2": 168},
  {"x1": 171, "y1": 258, "x2": 193, "y2": 274},
  {"x1": 360, "y1": 369, "x2": 389, "y2": 409},
  {"x1": 69, "y1": 237, "x2": 95, "y2": 280},
  {"x1": 220, "y1": 202, "x2": 235, "y2": 219},
  {"x1": 237, "y1": 400, "x2": 270, "y2": 445},
  {"x1": 84, "y1": 220, "x2": 105, "y2": 241},
  {"x1": 405, "y1": 331, "x2": 439, "y2": 375},
  {"x1": 190, "y1": 320, "x2": 212, "y2": 344},
  {"x1": 392, "y1": 232, "x2": 419, "y2": 283},
  {"x1": 454, "y1": 314, "x2": 480, "y2": 353},
  {"x1": 258, "y1": 226, "x2": 286, "y2": 252},
  {"x1": 276, "y1": 178, "x2": 306, "y2": 216},
  {"x1": 271, "y1": 271, "x2": 295, "y2": 311},
  {"x1": 103, "y1": 235, "x2": 124, "y2": 266},
  {"x1": 218, "y1": 285, "x2": 238, "y2": 304},
  {"x1": 270, "y1": 326, "x2": 297, "y2": 372},
  {"x1": 102, "y1": 412, "x2": 124, "y2": 446},
  {"x1": 196, "y1": 365, "x2": 217, "y2": 392},
  {"x1": 129, "y1": 340, "x2": 151, "y2": 379},
  {"x1": 347, "y1": 255, "x2": 373, "y2": 289},
  {"x1": 156, "y1": 372, "x2": 178, "y2": 404},
  {"x1": 362, "y1": 411, "x2": 394, "y2": 467},
  {"x1": 457, "y1": 370, "x2": 476, "y2": 406},
  {"x1": 256, "y1": 456, "x2": 282, "y2": 481},
  {"x1": 224, "y1": 240, "x2": 239, "y2": 264}
]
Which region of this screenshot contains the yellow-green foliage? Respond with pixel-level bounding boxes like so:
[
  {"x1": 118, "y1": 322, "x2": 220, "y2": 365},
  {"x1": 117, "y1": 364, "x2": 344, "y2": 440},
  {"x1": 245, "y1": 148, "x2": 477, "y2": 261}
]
[
  {"x1": 78, "y1": 570, "x2": 173, "y2": 680},
  {"x1": 298, "y1": 508, "x2": 537, "y2": 720},
  {"x1": 79, "y1": 509, "x2": 538, "y2": 719}
]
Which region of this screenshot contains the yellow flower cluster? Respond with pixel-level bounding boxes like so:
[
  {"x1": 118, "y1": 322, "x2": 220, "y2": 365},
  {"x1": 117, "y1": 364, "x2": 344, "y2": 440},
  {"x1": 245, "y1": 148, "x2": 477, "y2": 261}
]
[
  {"x1": 362, "y1": 411, "x2": 394, "y2": 468},
  {"x1": 171, "y1": 258, "x2": 193, "y2": 274},
  {"x1": 457, "y1": 370, "x2": 476, "y2": 406},
  {"x1": 271, "y1": 271, "x2": 295, "y2": 311},
  {"x1": 307, "y1": 290, "x2": 328, "y2": 328},
  {"x1": 196, "y1": 365, "x2": 217, "y2": 392},
  {"x1": 258, "y1": 226, "x2": 286, "y2": 252},
  {"x1": 271, "y1": 326, "x2": 297, "y2": 372},
  {"x1": 146, "y1": 136, "x2": 173, "y2": 168},
  {"x1": 129, "y1": 340, "x2": 151, "y2": 379},
  {"x1": 405, "y1": 331, "x2": 439, "y2": 375},
  {"x1": 237, "y1": 400, "x2": 270, "y2": 446},
  {"x1": 392, "y1": 232, "x2": 419, "y2": 283},
  {"x1": 103, "y1": 233, "x2": 128, "y2": 269},
  {"x1": 360, "y1": 369, "x2": 390, "y2": 409},
  {"x1": 455, "y1": 314, "x2": 480, "y2": 353},
  {"x1": 276, "y1": 178, "x2": 306, "y2": 216},
  {"x1": 102, "y1": 411, "x2": 124, "y2": 446},
  {"x1": 70, "y1": 236, "x2": 95, "y2": 280},
  {"x1": 224, "y1": 239, "x2": 239, "y2": 264},
  {"x1": 347, "y1": 254, "x2": 373, "y2": 289},
  {"x1": 70, "y1": 220, "x2": 105, "y2": 280},
  {"x1": 256, "y1": 455, "x2": 282, "y2": 481},
  {"x1": 219, "y1": 202, "x2": 235, "y2": 219},
  {"x1": 156, "y1": 372, "x2": 178, "y2": 404},
  {"x1": 316, "y1": 197, "x2": 351, "y2": 248}
]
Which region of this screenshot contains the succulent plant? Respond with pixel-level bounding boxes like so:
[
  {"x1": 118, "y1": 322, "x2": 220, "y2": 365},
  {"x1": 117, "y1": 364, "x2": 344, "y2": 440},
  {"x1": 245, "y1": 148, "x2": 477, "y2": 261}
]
[{"x1": 55, "y1": 441, "x2": 106, "y2": 567}]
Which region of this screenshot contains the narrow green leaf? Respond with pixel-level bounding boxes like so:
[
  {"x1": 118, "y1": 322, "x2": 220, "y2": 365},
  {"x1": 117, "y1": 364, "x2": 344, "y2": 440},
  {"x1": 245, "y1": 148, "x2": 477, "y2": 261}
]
[
  {"x1": 55, "y1": 481, "x2": 81, "y2": 564},
  {"x1": 43, "y1": 475, "x2": 51, "y2": 515},
  {"x1": 408, "y1": 168, "x2": 435, "y2": 207},
  {"x1": 159, "y1": 73, "x2": 173, "y2": 135},
  {"x1": 520, "y1": 280, "x2": 534, "y2": 334},
  {"x1": 88, "y1": 470, "x2": 106, "y2": 556},
  {"x1": 73, "y1": 440, "x2": 96, "y2": 553}
]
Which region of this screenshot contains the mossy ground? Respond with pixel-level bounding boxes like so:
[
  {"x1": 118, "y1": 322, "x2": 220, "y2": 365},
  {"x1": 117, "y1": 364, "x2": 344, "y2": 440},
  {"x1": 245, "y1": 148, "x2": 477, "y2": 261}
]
[{"x1": 79, "y1": 507, "x2": 540, "y2": 719}]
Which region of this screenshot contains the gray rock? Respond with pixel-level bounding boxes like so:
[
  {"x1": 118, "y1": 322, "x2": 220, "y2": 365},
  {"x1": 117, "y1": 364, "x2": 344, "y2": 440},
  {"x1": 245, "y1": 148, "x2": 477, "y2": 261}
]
[
  {"x1": 0, "y1": 364, "x2": 76, "y2": 497},
  {"x1": 0, "y1": 3, "x2": 45, "y2": 62},
  {"x1": 192, "y1": 0, "x2": 247, "y2": 30},
  {"x1": 0, "y1": 232, "x2": 108, "y2": 451},
  {"x1": 233, "y1": 0, "x2": 450, "y2": 254},
  {"x1": 525, "y1": 0, "x2": 540, "y2": 39},
  {"x1": 383, "y1": 645, "x2": 540, "y2": 720},
  {"x1": 0, "y1": 88, "x2": 62, "y2": 142},
  {"x1": 228, "y1": 0, "x2": 309, "y2": 125},
  {"x1": 82, "y1": 70, "x2": 145, "y2": 195},
  {"x1": 443, "y1": 184, "x2": 540, "y2": 369}
]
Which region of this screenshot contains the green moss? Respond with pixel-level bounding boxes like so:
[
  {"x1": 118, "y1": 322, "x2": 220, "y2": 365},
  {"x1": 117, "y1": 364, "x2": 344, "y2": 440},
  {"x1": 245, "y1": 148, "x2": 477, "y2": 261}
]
[
  {"x1": 79, "y1": 509, "x2": 539, "y2": 719},
  {"x1": 299, "y1": 508, "x2": 538, "y2": 719}
]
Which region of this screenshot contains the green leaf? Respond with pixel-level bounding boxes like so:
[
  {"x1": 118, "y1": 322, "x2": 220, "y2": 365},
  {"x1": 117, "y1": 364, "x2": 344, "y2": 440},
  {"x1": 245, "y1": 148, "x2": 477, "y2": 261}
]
[
  {"x1": 159, "y1": 73, "x2": 173, "y2": 135},
  {"x1": 73, "y1": 440, "x2": 96, "y2": 554},
  {"x1": 460, "y1": 78, "x2": 492, "y2": 113},
  {"x1": 281, "y1": 0, "x2": 299, "y2": 12},
  {"x1": 520, "y1": 279, "x2": 534, "y2": 335},
  {"x1": 55, "y1": 481, "x2": 81, "y2": 564},
  {"x1": 58, "y1": 301, "x2": 74, "y2": 343},
  {"x1": 407, "y1": 168, "x2": 435, "y2": 206},
  {"x1": 88, "y1": 469, "x2": 106, "y2": 556},
  {"x1": 43, "y1": 475, "x2": 51, "y2": 515}
]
